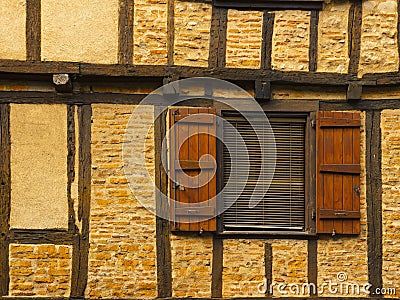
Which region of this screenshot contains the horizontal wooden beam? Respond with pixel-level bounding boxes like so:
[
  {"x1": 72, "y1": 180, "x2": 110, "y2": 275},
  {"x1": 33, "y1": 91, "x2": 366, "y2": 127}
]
[{"x1": 8, "y1": 229, "x2": 75, "y2": 245}]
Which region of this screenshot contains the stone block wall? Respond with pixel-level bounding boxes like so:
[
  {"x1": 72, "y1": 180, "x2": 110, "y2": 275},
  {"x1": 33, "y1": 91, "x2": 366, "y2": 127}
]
[{"x1": 9, "y1": 244, "x2": 72, "y2": 297}]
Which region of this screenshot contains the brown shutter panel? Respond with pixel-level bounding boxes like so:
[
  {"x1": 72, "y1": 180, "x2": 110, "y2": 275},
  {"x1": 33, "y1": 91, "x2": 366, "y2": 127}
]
[
  {"x1": 316, "y1": 111, "x2": 361, "y2": 234},
  {"x1": 169, "y1": 107, "x2": 217, "y2": 232}
]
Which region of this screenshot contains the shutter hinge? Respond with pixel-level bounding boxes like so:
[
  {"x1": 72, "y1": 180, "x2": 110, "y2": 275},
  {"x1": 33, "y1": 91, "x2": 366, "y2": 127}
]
[
  {"x1": 311, "y1": 119, "x2": 316, "y2": 128},
  {"x1": 312, "y1": 210, "x2": 316, "y2": 220},
  {"x1": 172, "y1": 182, "x2": 185, "y2": 191}
]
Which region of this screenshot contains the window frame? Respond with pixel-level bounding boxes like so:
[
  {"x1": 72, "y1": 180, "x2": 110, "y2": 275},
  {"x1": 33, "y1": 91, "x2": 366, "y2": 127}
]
[{"x1": 215, "y1": 108, "x2": 317, "y2": 238}]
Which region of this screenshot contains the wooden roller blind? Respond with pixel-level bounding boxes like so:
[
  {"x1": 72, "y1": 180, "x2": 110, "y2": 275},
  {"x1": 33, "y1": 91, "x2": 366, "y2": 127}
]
[
  {"x1": 222, "y1": 114, "x2": 306, "y2": 231},
  {"x1": 169, "y1": 107, "x2": 217, "y2": 232},
  {"x1": 316, "y1": 111, "x2": 361, "y2": 235}
]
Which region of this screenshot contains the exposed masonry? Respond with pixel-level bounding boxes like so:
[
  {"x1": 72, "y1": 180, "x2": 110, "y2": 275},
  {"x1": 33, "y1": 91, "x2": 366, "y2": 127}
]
[
  {"x1": 88, "y1": 105, "x2": 156, "y2": 299},
  {"x1": 9, "y1": 244, "x2": 72, "y2": 297},
  {"x1": 381, "y1": 110, "x2": 400, "y2": 298}
]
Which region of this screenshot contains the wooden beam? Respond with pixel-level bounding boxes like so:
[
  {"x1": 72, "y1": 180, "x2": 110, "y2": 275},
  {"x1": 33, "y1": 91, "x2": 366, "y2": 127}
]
[
  {"x1": 167, "y1": 0, "x2": 175, "y2": 65},
  {"x1": 209, "y1": 6, "x2": 221, "y2": 68},
  {"x1": 261, "y1": 11, "x2": 274, "y2": 70},
  {"x1": 348, "y1": 0, "x2": 362, "y2": 74},
  {"x1": 347, "y1": 82, "x2": 363, "y2": 101},
  {"x1": 67, "y1": 105, "x2": 77, "y2": 233},
  {"x1": 264, "y1": 243, "x2": 273, "y2": 296},
  {"x1": 366, "y1": 110, "x2": 382, "y2": 293},
  {"x1": 53, "y1": 74, "x2": 73, "y2": 93},
  {"x1": 217, "y1": 9, "x2": 228, "y2": 68},
  {"x1": 255, "y1": 80, "x2": 271, "y2": 101},
  {"x1": 154, "y1": 109, "x2": 172, "y2": 298},
  {"x1": 309, "y1": 10, "x2": 319, "y2": 72},
  {"x1": 71, "y1": 105, "x2": 92, "y2": 298},
  {"x1": 8, "y1": 230, "x2": 75, "y2": 245},
  {"x1": 307, "y1": 239, "x2": 318, "y2": 296},
  {"x1": 118, "y1": 0, "x2": 134, "y2": 64},
  {"x1": 26, "y1": 0, "x2": 41, "y2": 61},
  {"x1": 211, "y1": 237, "x2": 223, "y2": 298},
  {"x1": 0, "y1": 104, "x2": 10, "y2": 296},
  {"x1": 320, "y1": 99, "x2": 400, "y2": 111}
]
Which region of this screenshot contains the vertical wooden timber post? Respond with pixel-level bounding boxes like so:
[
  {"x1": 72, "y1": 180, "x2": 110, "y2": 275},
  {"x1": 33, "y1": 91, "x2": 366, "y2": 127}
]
[
  {"x1": 155, "y1": 106, "x2": 172, "y2": 298},
  {"x1": 307, "y1": 239, "x2": 318, "y2": 296},
  {"x1": 261, "y1": 11, "x2": 274, "y2": 71},
  {"x1": 211, "y1": 237, "x2": 223, "y2": 298},
  {"x1": 71, "y1": 105, "x2": 92, "y2": 298},
  {"x1": 67, "y1": 105, "x2": 77, "y2": 233},
  {"x1": 167, "y1": 0, "x2": 175, "y2": 66},
  {"x1": 264, "y1": 243, "x2": 273, "y2": 296},
  {"x1": 208, "y1": 6, "x2": 228, "y2": 68},
  {"x1": 0, "y1": 104, "x2": 10, "y2": 296},
  {"x1": 348, "y1": 0, "x2": 362, "y2": 74},
  {"x1": 118, "y1": 0, "x2": 134, "y2": 64},
  {"x1": 366, "y1": 110, "x2": 383, "y2": 294},
  {"x1": 26, "y1": 0, "x2": 41, "y2": 61},
  {"x1": 309, "y1": 10, "x2": 319, "y2": 72}
]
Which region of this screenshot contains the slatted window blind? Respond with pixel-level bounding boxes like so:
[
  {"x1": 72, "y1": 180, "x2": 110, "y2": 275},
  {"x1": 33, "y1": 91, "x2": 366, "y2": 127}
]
[{"x1": 223, "y1": 114, "x2": 306, "y2": 231}]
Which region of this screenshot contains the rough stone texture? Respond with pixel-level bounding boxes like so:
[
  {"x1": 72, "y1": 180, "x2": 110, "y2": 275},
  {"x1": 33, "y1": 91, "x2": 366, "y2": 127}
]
[
  {"x1": 222, "y1": 239, "x2": 265, "y2": 297},
  {"x1": 381, "y1": 110, "x2": 400, "y2": 298},
  {"x1": 317, "y1": 112, "x2": 368, "y2": 297},
  {"x1": 226, "y1": 10, "x2": 263, "y2": 69},
  {"x1": 0, "y1": 0, "x2": 25, "y2": 60},
  {"x1": 359, "y1": 0, "x2": 399, "y2": 76},
  {"x1": 271, "y1": 11, "x2": 310, "y2": 71},
  {"x1": 317, "y1": 0, "x2": 350, "y2": 73},
  {"x1": 88, "y1": 104, "x2": 156, "y2": 299},
  {"x1": 174, "y1": 0, "x2": 212, "y2": 67},
  {"x1": 134, "y1": 0, "x2": 168, "y2": 65},
  {"x1": 171, "y1": 234, "x2": 213, "y2": 298},
  {"x1": 272, "y1": 85, "x2": 347, "y2": 100},
  {"x1": 272, "y1": 240, "x2": 308, "y2": 296},
  {"x1": 10, "y1": 104, "x2": 68, "y2": 229},
  {"x1": 41, "y1": 0, "x2": 118, "y2": 64},
  {"x1": 9, "y1": 244, "x2": 72, "y2": 297},
  {"x1": 222, "y1": 240, "x2": 308, "y2": 298}
]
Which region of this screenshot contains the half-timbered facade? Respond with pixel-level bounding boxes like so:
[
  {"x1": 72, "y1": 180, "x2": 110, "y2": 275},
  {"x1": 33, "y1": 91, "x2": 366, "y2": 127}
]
[{"x1": 0, "y1": 0, "x2": 399, "y2": 298}]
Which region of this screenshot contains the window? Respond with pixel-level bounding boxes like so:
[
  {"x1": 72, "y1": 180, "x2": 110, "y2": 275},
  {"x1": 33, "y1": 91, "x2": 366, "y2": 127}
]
[
  {"x1": 222, "y1": 113, "x2": 306, "y2": 232},
  {"x1": 168, "y1": 108, "x2": 361, "y2": 236}
]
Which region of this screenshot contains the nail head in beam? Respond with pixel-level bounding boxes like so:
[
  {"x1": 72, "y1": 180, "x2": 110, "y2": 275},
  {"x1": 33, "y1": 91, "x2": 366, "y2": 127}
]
[
  {"x1": 347, "y1": 82, "x2": 362, "y2": 101},
  {"x1": 53, "y1": 74, "x2": 73, "y2": 93}
]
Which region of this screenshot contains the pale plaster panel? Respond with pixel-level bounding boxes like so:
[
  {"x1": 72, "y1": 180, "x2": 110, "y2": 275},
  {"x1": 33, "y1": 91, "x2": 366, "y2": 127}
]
[
  {"x1": 10, "y1": 104, "x2": 68, "y2": 229},
  {"x1": 41, "y1": 0, "x2": 118, "y2": 63},
  {"x1": 0, "y1": 0, "x2": 26, "y2": 60}
]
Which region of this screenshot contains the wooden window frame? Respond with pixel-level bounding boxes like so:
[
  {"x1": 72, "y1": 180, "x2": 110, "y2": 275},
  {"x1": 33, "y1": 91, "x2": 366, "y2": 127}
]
[
  {"x1": 213, "y1": 0, "x2": 324, "y2": 10},
  {"x1": 215, "y1": 109, "x2": 316, "y2": 238}
]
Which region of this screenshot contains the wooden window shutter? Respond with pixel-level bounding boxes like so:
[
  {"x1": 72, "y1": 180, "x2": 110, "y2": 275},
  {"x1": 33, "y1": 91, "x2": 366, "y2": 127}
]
[
  {"x1": 316, "y1": 111, "x2": 361, "y2": 234},
  {"x1": 169, "y1": 107, "x2": 217, "y2": 232}
]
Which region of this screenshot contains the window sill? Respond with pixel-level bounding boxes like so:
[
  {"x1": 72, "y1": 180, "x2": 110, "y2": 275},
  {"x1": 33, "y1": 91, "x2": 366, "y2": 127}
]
[
  {"x1": 216, "y1": 230, "x2": 317, "y2": 239},
  {"x1": 213, "y1": 0, "x2": 324, "y2": 10}
]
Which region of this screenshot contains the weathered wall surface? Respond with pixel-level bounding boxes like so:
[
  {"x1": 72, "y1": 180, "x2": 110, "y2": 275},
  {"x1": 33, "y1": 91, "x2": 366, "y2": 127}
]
[
  {"x1": 359, "y1": 0, "x2": 399, "y2": 76},
  {"x1": 0, "y1": 0, "x2": 25, "y2": 60},
  {"x1": 134, "y1": 0, "x2": 168, "y2": 65},
  {"x1": 271, "y1": 11, "x2": 310, "y2": 71},
  {"x1": 317, "y1": 0, "x2": 350, "y2": 73},
  {"x1": 9, "y1": 244, "x2": 72, "y2": 297},
  {"x1": 173, "y1": 1, "x2": 212, "y2": 66},
  {"x1": 10, "y1": 104, "x2": 68, "y2": 229},
  {"x1": 41, "y1": 0, "x2": 118, "y2": 63},
  {"x1": 317, "y1": 112, "x2": 368, "y2": 296},
  {"x1": 381, "y1": 109, "x2": 400, "y2": 298},
  {"x1": 88, "y1": 104, "x2": 156, "y2": 299},
  {"x1": 225, "y1": 10, "x2": 263, "y2": 68},
  {"x1": 171, "y1": 234, "x2": 213, "y2": 298}
]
